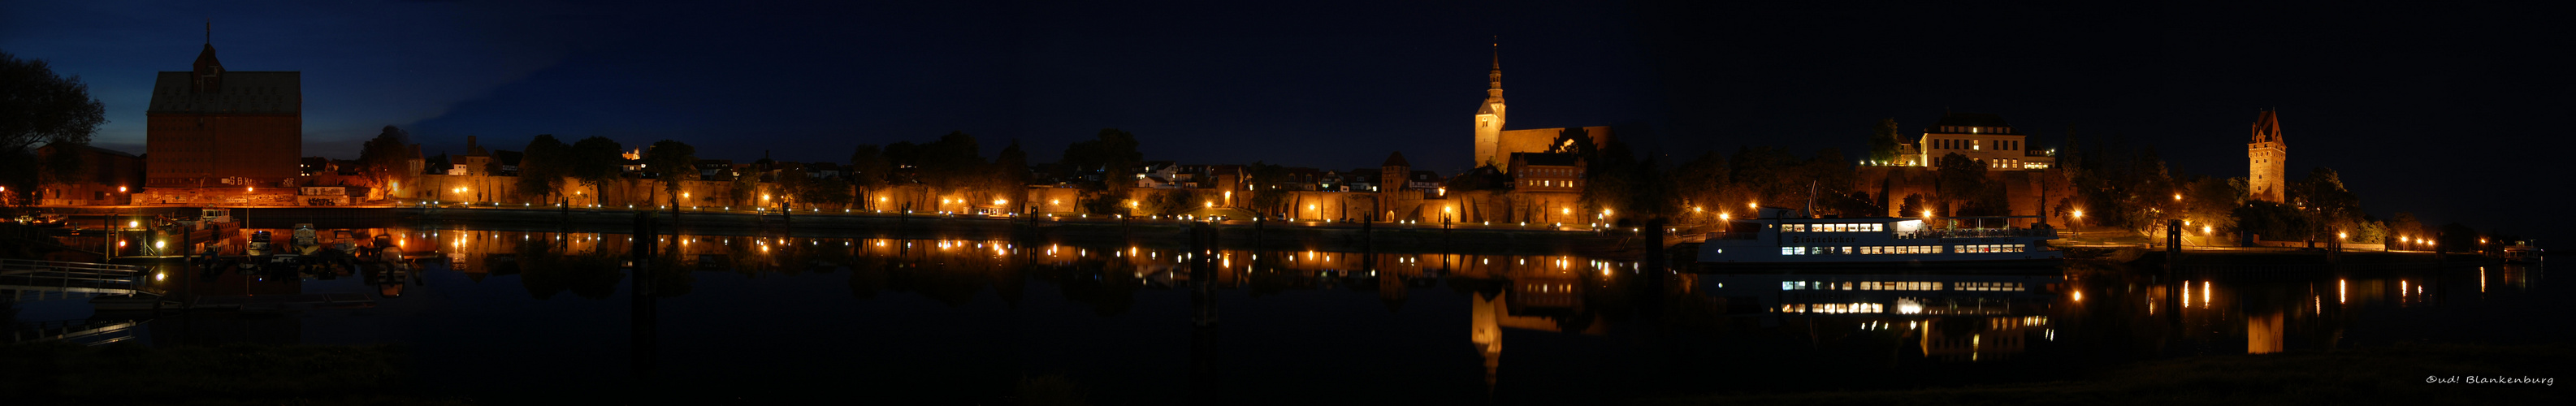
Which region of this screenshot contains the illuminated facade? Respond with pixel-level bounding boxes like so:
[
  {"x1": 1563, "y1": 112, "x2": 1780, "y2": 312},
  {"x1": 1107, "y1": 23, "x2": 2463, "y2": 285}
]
[
  {"x1": 2247, "y1": 110, "x2": 2286, "y2": 204},
  {"x1": 1894, "y1": 113, "x2": 2051, "y2": 171},
  {"x1": 1506, "y1": 152, "x2": 1582, "y2": 192},
  {"x1": 1470, "y1": 44, "x2": 1611, "y2": 171},
  {"x1": 145, "y1": 41, "x2": 301, "y2": 188}
]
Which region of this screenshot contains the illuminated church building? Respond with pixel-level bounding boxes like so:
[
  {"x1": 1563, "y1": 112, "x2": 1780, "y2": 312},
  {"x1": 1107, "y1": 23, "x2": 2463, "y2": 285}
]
[{"x1": 1471, "y1": 44, "x2": 1611, "y2": 171}]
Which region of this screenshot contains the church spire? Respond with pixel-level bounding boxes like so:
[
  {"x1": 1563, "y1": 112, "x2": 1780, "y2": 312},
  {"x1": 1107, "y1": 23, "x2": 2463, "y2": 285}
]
[
  {"x1": 193, "y1": 19, "x2": 224, "y2": 93},
  {"x1": 1487, "y1": 37, "x2": 1504, "y2": 102}
]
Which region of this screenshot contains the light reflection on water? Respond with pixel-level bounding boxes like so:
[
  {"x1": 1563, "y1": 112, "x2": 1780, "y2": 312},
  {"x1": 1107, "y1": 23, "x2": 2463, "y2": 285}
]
[{"x1": 45, "y1": 228, "x2": 2564, "y2": 404}]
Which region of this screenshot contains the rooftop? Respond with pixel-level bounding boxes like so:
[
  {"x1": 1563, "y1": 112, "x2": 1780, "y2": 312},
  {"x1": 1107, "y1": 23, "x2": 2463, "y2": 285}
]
[
  {"x1": 147, "y1": 71, "x2": 301, "y2": 114},
  {"x1": 1927, "y1": 113, "x2": 2013, "y2": 133}
]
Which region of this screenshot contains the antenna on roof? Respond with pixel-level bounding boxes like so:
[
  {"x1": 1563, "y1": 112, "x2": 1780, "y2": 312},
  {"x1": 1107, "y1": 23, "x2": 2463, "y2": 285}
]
[{"x1": 206, "y1": 19, "x2": 210, "y2": 44}]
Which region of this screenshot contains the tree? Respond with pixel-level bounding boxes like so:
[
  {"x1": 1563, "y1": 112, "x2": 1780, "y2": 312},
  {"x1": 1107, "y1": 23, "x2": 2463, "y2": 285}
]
[
  {"x1": 1245, "y1": 162, "x2": 1290, "y2": 217},
  {"x1": 849, "y1": 144, "x2": 889, "y2": 209},
  {"x1": 1059, "y1": 128, "x2": 1142, "y2": 191},
  {"x1": 1061, "y1": 129, "x2": 1142, "y2": 214},
  {"x1": 515, "y1": 135, "x2": 570, "y2": 205},
  {"x1": 1865, "y1": 118, "x2": 1901, "y2": 163},
  {"x1": 2292, "y1": 166, "x2": 2364, "y2": 240},
  {"x1": 567, "y1": 136, "x2": 625, "y2": 204},
  {"x1": 1670, "y1": 151, "x2": 1729, "y2": 214},
  {"x1": 2232, "y1": 201, "x2": 2310, "y2": 243},
  {"x1": 1728, "y1": 146, "x2": 1797, "y2": 205},
  {"x1": 1933, "y1": 153, "x2": 2005, "y2": 216},
  {"x1": 1546, "y1": 127, "x2": 1595, "y2": 157},
  {"x1": 1145, "y1": 188, "x2": 1195, "y2": 216},
  {"x1": 1580, "y1": 140, "x2": 1643, "y2": 222},
  {"x1": 799, "y1": 176, "x2": 854, "y2": 211},
  {"x1": 991, "y1": 140, "x2": 1031, "y2": 211},
  {"x1": 643, "y1": 140, "x2": 698, "y2": 213},
  {"x1": 2180, "y1": 175, "x2": 2242, "y2": 235},
  {"x1": 0, "y1": 51, "x2": 106, "y2": 202},
  {"x1": 356, "y1": 126, "x2": 415, "y2": 192},
  {"x1": 2388, "y1": 212, "x2": 2424, "y2": 245}
]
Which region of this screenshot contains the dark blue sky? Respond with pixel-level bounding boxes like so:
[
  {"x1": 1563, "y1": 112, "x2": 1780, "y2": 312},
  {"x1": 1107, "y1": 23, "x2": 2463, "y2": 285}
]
[{"x1": 5, "y1": 1, "x2": 2569, "y2": 241}]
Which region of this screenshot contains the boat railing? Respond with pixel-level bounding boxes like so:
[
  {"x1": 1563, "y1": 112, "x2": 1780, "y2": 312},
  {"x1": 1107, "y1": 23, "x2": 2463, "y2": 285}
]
[{"x1": 1895, "y1": 228, "x2": 2058, "y2": 240}]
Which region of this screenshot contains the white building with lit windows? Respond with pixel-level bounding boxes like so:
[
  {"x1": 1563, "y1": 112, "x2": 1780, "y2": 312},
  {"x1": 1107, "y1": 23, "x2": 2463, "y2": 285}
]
[{"x1": 1891, "y1": 113, "x2": 2054, "y2": 171}]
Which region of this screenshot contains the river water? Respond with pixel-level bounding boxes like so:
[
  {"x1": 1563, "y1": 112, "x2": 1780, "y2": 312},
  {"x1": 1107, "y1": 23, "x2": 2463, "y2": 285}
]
[{"x1": 14, "y1": 227, "x2": 2563, "y2": 404}]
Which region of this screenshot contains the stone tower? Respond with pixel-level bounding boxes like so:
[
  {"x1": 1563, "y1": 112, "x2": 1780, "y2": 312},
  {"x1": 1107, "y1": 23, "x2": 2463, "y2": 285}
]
[
  {"x1": 1472, "y1": 42, "x2": 1507, "y2": 168},
  {"x1": 1381, "y1": 151, "x2": 1412, "y2": 193},
  {"x1": 2247, "y1": 110, "x2": 2287, "y2": 204}
]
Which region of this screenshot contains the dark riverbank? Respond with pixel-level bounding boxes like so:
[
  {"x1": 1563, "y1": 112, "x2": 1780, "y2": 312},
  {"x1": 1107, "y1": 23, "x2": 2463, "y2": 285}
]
[{"x1": 408, "y1": 206, "x2": 1634, "y2": 254}]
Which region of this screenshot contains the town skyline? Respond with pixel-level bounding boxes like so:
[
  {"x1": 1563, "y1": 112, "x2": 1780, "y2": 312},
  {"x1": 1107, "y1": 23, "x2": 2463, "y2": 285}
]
[{"x1": 3, "y1": 1, "x2": 2565, "y2": 241}]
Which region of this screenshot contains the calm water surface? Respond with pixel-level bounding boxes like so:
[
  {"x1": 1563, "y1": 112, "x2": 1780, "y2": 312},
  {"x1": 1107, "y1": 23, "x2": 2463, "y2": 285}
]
[{"x1": 19, "y1": 227, "x2": 2565, "y2": 404}]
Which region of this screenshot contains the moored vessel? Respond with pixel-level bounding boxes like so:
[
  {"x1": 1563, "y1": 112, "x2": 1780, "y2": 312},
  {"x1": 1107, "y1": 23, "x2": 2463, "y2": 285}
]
[{"x1": 1698, "y1": 207, "x2": 2062, "y2": 268}]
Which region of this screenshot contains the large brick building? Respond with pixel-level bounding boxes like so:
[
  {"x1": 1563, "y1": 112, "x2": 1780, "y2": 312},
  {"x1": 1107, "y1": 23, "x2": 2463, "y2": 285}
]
[
  {"x1": 1470, "y1": 44, "x2": 1611, "y2": 171},
  {"x1": 145, "y1": 41, "x2": 301, "y2": 189}
]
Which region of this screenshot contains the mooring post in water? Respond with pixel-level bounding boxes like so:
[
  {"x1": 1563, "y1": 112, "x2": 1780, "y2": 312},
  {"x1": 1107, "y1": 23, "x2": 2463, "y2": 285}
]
[
  {"x1": 1190, "y1": 221, "x2": 1219, "y2": 327},
  {"x1": 630, "y1": 211, "x2": 659, "y2": 374},
  {"x1": 2165, "y1": 219, "x2": 2182, "y2": 272},
  {"x1": 1646, "y1": 218, "x2": 1667, "y2": 271},
  {"x1": 1362, "y1": 213, "x2": 1373, "y2": 251}
]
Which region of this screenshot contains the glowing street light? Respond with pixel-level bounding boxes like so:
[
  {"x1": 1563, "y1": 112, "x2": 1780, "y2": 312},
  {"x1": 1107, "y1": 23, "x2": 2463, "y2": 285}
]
[{"x1": 2072, "y1": 209, "x2": 2084, "y2": 218}]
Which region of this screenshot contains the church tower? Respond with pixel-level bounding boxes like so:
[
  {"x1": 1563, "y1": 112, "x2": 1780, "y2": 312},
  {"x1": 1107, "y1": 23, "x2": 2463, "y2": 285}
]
[
  {"x1": 2248, "y1": 110, "x2": 2287, "y2": 204},
  {"x1": 1472, "y1": 42, "x2": 1507, "y2": 168}
]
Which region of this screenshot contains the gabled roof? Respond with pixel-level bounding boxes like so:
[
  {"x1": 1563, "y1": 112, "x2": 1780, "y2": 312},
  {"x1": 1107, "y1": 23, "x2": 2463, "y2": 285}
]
[
  {"x1": 147, "y1": 71, "x2": 301, "y2": 114},
  {"x1": 1383, "y1": 151, "x2": 1410, "y2": 167}
]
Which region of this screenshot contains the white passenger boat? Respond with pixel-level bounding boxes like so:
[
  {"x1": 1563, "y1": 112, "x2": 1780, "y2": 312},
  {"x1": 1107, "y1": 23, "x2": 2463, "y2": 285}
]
[
  {"x1": 1699, "y1": 207, "x2": 2063, "y2": 268},
  {"x1": 2500, "y1": 242, "x2": 2543, "y2": 264}
]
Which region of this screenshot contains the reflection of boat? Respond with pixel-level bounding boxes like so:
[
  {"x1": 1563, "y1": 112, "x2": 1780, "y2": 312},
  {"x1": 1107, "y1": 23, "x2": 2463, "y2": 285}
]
[
  {"x1": 1699, "y1": 208, "x2": 2061, "y2": 268},
  {"x1": 2500, "y1": 242, "x2": 2543, "y2": 264},
  {"x1": 1699, "y1": 272, "x2": 2064, "y2": 316}
]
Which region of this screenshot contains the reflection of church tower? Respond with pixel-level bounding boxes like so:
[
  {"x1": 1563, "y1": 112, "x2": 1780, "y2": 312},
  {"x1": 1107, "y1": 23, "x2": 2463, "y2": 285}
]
[
  {"x1": 1470, "y1": 291, "x2": 1504, "y2": 389},
  {"x1": 1472, "y1": 41, "x2": 1508, "y2": 168},
  {"x1": 2248, "y1": 110, "x2": 2288, "y2": 204}
]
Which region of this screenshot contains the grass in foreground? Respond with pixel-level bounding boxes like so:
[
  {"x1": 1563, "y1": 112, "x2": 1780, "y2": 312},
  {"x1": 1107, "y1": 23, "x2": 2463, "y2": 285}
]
[{"x1": 1641, "y1": 343, "x2": 2573, "y2": 406}]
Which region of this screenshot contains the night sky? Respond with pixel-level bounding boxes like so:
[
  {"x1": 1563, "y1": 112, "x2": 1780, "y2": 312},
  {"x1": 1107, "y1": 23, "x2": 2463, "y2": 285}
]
[{"x1": 4, "y1": 1, "x2": 2568, "y2": 241}]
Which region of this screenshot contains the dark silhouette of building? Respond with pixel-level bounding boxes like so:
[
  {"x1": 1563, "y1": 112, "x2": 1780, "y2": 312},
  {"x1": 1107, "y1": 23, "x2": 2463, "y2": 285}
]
[{"x1": 145, "y1": 40, "x2": 301, "y2": 188}]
